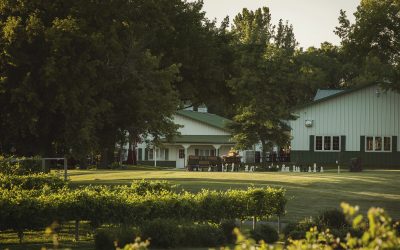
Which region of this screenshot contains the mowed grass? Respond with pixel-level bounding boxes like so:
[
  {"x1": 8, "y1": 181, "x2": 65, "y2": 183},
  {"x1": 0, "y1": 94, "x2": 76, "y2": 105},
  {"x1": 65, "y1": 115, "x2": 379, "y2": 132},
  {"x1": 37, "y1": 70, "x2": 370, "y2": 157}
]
[{"x1": 68, "y1": 168, "x2": 400, "y2": 222}]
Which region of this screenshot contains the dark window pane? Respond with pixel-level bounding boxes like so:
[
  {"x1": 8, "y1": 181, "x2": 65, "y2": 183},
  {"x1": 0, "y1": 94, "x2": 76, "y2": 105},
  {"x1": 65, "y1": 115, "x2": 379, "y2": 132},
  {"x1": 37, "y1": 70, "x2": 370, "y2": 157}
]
[
  {"x1": 179, "y1": 149, "x2": 185, "y2": 159},
  {"x1": 316, "y1": 136, "x2": 322, "y2": 150},
  {"x1": 384, "y1": 137, "x2": 391, "y2": 151},
  {"x1": 324, "y1": 136, "x2": 331, "y2": 150},
  {"x1": 366, "y1": 137, "x2": 373, "y2": 151},
  {"x1": 375, "y1": 137, "x2": 382, "y2": 151},
  {"x1": 333, "y1": 136, "x2": 340, "y2": 150}
]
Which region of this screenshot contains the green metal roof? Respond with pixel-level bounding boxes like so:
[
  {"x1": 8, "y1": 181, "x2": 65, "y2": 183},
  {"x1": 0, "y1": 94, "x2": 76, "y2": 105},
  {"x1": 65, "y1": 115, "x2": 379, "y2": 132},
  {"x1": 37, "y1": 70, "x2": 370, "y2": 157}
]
[
  {"x1": 162, "y1": 135, "x2": 234, "y2": 144},
  {"x1": 292, "y1": 83, "x2": 377, "y2": 111},
  {"x1": 313, "y1": 89, "x2": 345, "y2": 101},
  {"x1": 176, "y1": 110, "x2": 232, "y2": 131}
]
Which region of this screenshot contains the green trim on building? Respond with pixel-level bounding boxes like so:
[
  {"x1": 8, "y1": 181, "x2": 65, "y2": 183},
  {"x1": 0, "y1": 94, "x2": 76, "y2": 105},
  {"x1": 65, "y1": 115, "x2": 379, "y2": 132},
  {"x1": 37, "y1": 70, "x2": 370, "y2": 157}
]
[
  {"x1": 360, "y1": 136, "x2": 365, "y2": 152},
  {"x1": 309, "y1": 135, "x2": 314, "y2": 152},
  {"x1": 341, "y1": 136, "x2": 346, "y2": 152},
  {"x1": 137, "y1": 161, "x2": 176, "y2": 167},
  {"x1": 162, "y1": 135, "x2": 234, "y2": 145},
  {"x1": 291, "y1": 150, "x2": 400, "y2": 168},
  {"x1": 176, "y1": 110, "x2": 232, "y2": 131}
]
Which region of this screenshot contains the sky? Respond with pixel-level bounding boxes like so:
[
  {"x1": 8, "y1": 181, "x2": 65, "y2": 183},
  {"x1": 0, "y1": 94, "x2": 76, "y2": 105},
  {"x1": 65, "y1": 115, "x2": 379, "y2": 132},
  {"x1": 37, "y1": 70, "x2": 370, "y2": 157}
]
[{"x1": 194, "y1": 0, "x2": 360, "y2": 49}]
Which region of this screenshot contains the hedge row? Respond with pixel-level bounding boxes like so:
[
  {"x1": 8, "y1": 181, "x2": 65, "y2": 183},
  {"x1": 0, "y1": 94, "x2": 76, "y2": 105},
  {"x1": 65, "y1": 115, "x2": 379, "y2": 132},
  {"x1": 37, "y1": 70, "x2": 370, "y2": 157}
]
[
  {"x1": 0, "y1": 173, "x2": 66, "y2": 190},
  {"x1": 0, "y1": 184, "x2": 286, "y2": 233},
  {"x1": 0, "y1": 156, "x2": 43, "y2": 175}
]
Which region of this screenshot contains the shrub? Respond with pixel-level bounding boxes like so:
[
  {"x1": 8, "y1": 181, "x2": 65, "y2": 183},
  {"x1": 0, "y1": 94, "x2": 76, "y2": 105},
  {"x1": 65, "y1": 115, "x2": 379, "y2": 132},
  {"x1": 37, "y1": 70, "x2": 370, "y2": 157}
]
[
  {"x1": 180, "y1": 223, "x2": 225, "y2": 247},
  {"x1": 94, "y1": 227, "x2": 138, "y2": 250},
  {"x1": 0, "y1": 173, "x2": 66, "y2": 190},
  {"x1": 129, "y1": 179, "x2": 175, "y2": 195},
  {"x1": 0, "y1": 156, "x2": 42, "y2": 175},
  {"x1": 250, "y1": 224, "x2": 279, "y2": 243},
  {"x1": 94, "y1": 230, "x2": 116, "y2": 250},
  {"x1": 283, "y1": 217, "x2": 316, "y2": 240},
  {"x1": 283, "y1": 222, "x2": 298, "y2": 237},
  {"x1": 220, "y1": 220, "x2": 239, "y2": 244},
  {"x1": 316, "y1": 209, "x2": 349, "y2": 229},
  {"x1": 140, "y1": 219, "x2": 182, "y2": 248},
  {"x1": 0, "y1": 183, "x2": 286, "y2": 233}
]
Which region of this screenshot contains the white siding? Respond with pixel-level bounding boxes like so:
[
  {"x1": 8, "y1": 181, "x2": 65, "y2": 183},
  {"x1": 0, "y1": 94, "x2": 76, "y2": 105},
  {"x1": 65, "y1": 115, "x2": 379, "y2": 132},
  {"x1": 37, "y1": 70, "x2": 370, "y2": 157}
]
[
  {"x1": 174, "y1": 114, "x2": 230, "y2": 135},
  {"x1": 290, "y1": 85, "x2": 400, "y2": 151}
]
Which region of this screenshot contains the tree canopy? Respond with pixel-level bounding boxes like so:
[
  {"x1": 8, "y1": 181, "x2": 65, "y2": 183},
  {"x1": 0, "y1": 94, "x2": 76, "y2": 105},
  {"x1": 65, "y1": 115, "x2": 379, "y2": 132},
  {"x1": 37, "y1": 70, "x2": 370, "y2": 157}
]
[
  {"x1": 1, "y1": 0, "x2": 399, "y2": 165},
  {"x1": 335, "y1": 0, "x2": 400, "y2": 92},
  {"x1": 227, "y1": 7, "x2": 296, "y2": 161}
]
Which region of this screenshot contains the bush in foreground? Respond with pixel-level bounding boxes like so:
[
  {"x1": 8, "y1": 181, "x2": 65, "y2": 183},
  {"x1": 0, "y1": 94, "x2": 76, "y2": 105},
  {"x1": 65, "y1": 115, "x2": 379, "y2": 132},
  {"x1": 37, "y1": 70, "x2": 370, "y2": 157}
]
[
  {"x1": 250, "y1": 224, "x2": 279, "y2": 243},
  {"x1": 284, "y1": 208, "x2": 351, "y2": 240},
  {"x1": 118, "y1": 203, "x2": 400, "y2": 250},
  {"x1": 95, "y1": 220, "x2": 225, "y2": 249}
]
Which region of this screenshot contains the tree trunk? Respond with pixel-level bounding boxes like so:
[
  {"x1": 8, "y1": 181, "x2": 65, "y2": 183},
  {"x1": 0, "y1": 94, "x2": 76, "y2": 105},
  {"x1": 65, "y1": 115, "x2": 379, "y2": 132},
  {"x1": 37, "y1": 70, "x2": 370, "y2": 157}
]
[
  {"x1": 127, "y1": 140, "x2": 134, "y2": 165},
  {"x1": 100, "y1": 146, "x2": 114, "y2": 168},
  {"x1": 127, "y1": 131, "x2": 139, "y2": 165},
  {"x1": 133, "y1": 139, "x2": 137, "y2": 165}
]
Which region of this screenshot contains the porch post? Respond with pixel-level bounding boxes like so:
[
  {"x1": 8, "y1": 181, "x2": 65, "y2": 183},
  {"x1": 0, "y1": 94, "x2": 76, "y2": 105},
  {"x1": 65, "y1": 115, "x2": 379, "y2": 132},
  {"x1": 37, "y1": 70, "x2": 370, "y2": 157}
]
[
  {"x1": 213, "y1": 144, "x2": 221, "y2": 156},
  {"x1": 182, "y1": 144, "x2": 190, "y2": 168},
  {"x1": 154, "y1": 145, "x2": 157, "y2": 167}
]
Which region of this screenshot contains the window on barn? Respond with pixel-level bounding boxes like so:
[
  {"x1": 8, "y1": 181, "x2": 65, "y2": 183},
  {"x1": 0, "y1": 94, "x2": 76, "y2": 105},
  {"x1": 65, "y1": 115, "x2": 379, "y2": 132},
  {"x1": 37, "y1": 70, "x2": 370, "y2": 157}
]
[
  {"x1": 384, "y1": 137, "x2": 391, "y2": 151},
  {"x1": 333, "y1": 136, "x2": 340, "y2": 150},
  {"x1": 316, "y1": 136, "x2": 323, "y2": 150},
  {"x1": 366, "y1": 137, "x2": 374, "y2": 151},
  {"x1": 324, "y1": 136, "x2": 331, "y2": 150},
  {"x1": 366, "y1": 136, "x2": 391, "y2": 152},
  {"x1": 315, "y1": 136, "x2": 340, "y2": 152},
  {"x1": 375, "y1": 137, "x2": 382, "y2": 151}
]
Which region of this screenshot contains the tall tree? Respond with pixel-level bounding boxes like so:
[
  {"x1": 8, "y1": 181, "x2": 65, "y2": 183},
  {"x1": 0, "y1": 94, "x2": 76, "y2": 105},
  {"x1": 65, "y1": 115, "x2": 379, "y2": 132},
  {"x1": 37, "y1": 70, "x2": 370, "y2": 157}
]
[
  {"x1": 0, "y1": 0, "x2": 180, "y2": 165},
  {"x1": 228, "y1": 7, "x2": 296, "y2": 163},
  {"x1": 292, "y1": 42, "x2": 345, "y2": 104},
  {"x1": 335, "y1": 0, "x2": 400, "y2": 91}
]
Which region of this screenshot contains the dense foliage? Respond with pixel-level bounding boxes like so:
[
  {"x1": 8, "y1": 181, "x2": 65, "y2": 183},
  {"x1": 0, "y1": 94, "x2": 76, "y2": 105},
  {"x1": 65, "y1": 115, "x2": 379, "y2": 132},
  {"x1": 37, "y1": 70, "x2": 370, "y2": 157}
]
[
  {"x1": 0, "y1": 173, "x2": 66, "y2": 190},
  {"x1": 0, "y1": 181, "x2": 286, "y2": 236},
  {"x1": 227, "y1": 7, "x2": 296, "y2": 160},
  {"x1": 284, "y1": 209, "x2": 353, "y2": 240},
  {"x1": 0, "y1": 0, "x2": 232, "y2": 165},
  {"x1": 0, "y1": 155, "x2": 42, "y2": 175},
  {"x1": 1, "y1": 0, "x2": 398, "y2": 164},
  {"x1": 336, "y1": 0, "x2": 400, "y2": 92},
  {"x1": 116, "y1": 203, "x2": 400, "y2": 250}
]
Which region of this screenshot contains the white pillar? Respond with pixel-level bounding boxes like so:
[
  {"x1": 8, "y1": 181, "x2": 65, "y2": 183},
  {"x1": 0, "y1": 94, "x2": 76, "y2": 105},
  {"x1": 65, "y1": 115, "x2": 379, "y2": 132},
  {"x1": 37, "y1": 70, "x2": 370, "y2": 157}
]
[
  {"x1": 154, "y1": 146, "x2": 157, "y2": 167},
  {"x1": 182, "y1": 144, "x2": 190, "y2": 168},
  {"x1": 213, "y1": 144, "x2": 221, "y2": 156}
]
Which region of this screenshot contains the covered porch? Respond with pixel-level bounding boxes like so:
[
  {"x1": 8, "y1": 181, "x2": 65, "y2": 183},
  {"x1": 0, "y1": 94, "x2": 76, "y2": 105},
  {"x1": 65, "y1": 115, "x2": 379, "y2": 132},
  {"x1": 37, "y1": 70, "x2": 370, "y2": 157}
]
[{"x1": 163, "y1": 135, "x2": 235, "y2": 169}]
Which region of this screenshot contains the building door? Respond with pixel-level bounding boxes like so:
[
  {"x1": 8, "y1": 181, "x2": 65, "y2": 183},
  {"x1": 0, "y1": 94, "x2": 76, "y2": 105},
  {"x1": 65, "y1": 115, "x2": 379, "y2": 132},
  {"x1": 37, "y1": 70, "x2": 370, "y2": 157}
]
[{"x1": 176, "y1": 149, "x2": 185, "y2": 168}]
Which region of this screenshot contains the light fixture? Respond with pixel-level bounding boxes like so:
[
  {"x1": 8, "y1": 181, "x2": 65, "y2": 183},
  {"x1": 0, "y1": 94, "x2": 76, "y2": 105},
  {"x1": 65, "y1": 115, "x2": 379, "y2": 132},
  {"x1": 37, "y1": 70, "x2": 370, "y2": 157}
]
[{"x1": 305, "y1": 120, "x2": 313, "y2": 127}]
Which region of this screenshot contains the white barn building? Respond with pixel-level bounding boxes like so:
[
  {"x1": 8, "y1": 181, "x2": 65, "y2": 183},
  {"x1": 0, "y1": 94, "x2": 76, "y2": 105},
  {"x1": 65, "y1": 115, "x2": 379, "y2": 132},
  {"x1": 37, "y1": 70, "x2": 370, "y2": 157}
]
[
  {"x1": 136, "y1": 108, "x2": 236, "y2": 168},
  {"x1": 289, "y1": 83, "x2": 400, "y2": 167}
]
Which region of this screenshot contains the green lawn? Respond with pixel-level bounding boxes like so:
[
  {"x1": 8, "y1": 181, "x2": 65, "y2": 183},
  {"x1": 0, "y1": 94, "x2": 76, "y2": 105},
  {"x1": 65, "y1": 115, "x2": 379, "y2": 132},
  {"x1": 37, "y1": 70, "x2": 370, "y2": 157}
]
[{"x1": 68, "y1": 168, "x2": 400, "y2": 222}]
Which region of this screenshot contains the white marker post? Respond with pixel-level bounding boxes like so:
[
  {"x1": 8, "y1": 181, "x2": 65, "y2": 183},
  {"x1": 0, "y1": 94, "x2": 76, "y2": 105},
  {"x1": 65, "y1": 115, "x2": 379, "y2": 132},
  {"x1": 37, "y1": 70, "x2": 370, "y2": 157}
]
[
  {"x1": 336, "y1": 160, "x2": 340, "y2": 174},
  {"x1": 154, "y1": 146, "x2": 157, "y2": 167}
]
